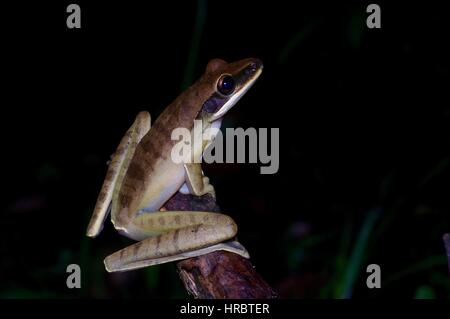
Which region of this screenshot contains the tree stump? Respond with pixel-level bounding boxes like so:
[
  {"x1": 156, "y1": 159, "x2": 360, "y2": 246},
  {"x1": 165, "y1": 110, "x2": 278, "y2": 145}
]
[{"x1": 163, "y1": 192, "x2": 278, "y2": 299}]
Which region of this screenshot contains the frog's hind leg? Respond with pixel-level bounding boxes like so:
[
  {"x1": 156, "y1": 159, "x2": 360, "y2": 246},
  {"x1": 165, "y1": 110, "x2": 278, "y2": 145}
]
[
  {"x1": 106, "y1": 239, "x2": 249, "y2": 272},
  {"x1": 104, "y1": 211, "x2": 249, "y2": 272},
  {"x1": 86, "y1": 111, "x2": 151, "y2": 237}
]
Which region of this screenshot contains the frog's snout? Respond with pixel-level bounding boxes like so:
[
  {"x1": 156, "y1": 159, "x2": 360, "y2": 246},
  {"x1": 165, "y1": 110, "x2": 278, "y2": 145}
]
[{"x1": 244, "y1": 59, "x2": 263, "y2": 76}]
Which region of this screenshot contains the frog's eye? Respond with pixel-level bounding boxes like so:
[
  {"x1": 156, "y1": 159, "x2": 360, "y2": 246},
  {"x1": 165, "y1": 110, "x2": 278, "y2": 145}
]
[{"x1": 217, "y1": 75, "x2": 235, "y2": 95}]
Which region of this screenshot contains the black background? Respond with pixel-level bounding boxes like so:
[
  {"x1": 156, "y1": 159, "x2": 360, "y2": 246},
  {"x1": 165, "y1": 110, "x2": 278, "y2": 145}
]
[{"x1": 1, "y1": 1, "x2": 450, "y2": 298}]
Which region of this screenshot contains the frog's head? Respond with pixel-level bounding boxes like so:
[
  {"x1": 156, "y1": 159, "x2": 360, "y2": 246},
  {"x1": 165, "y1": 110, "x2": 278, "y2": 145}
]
[{"x1": 201, "y1": 58, "x2": 263, "y2": 122}]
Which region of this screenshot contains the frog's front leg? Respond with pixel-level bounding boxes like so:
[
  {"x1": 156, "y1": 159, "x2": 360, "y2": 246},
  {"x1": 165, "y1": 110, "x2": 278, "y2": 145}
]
[
  {"x1": 184, "y1": 163, "x2": 216, "y2": 198},
  {"x1": 104, "y1": 211, "x2": 249, "y2": 272}
]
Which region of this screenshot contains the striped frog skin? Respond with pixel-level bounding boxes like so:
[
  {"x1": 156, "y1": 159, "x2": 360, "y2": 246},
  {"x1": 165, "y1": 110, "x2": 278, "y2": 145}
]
[{"x1": 86, "y1": 58, "x2": 263, "y2": 272}]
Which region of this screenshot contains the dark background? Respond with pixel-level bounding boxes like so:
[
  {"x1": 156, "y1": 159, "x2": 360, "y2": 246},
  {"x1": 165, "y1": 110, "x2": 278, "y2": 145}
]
[{"x1": 1, "y1": 1, "x2": 450, "y2": 298}]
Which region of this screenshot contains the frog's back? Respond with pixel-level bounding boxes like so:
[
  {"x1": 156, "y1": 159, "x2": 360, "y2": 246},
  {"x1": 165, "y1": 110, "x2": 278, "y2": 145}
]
[{"x1": 114, "y1": 77, "x2": 214, "y2": 225}]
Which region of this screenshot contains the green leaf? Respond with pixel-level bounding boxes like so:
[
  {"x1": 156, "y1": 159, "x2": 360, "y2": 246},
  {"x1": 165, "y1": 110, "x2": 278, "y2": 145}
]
[{"x1": 414, "y1": 285, "x2": 436, "y2": 299}]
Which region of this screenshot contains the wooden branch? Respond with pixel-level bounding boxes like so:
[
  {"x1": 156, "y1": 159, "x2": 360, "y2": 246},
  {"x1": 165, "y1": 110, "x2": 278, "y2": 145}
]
[
  {"x1": 163, "y1": 192, "x2": 278, "y2": 299},
  {"x1": 443, "y1": 233, "x2": 450, "y2": 275}
]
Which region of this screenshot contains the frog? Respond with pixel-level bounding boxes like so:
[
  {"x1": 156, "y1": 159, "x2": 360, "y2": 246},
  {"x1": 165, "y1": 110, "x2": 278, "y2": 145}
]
[{"x1": 86, "y1": 58, "x2": 263, "y2": 272}]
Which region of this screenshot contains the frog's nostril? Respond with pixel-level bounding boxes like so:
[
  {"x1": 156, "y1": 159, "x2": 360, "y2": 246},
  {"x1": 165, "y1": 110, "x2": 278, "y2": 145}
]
[
  {"x1": 245, "y1": 59, "x2": 263, "y2": 75},
  {"x1": 253, "y1": 58, "x2": 263, "y2": 68},
  {"x1": 244, "y1": 63, "x2": 258, "y2": 76}
]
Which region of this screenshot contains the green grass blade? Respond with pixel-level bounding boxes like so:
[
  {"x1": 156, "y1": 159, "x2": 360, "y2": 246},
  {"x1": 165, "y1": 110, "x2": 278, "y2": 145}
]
[
  {"x1": 181, "y1": 0, "x2": 207, "y2": 90},
  {"x1": 336, "y1": 208, "x2": 380, "y2": 298}
]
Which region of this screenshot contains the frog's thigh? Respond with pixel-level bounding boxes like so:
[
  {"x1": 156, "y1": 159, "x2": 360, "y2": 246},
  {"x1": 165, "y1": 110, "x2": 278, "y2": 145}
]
[
  {"x1": 183, "y1": 163, "x2": 215, "y2": 197},
  {"x1": 87, "y1": 111, "x2": 151, "y2": 237},
  {"x1": 105, "y1": 211, "x2": 243, "y2": 271}
]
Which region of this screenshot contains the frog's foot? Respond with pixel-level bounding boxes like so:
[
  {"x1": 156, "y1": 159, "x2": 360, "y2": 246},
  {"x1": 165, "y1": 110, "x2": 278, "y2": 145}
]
[
  {"x1": 201, "y1": 176, "x2": 216, "y2": 198},
  {"x1": 179, "y1": 176, "x2": 215, "y2": 199},
  {"x1": 105, "y1": 239, "x2": 249, "y2": 272}
]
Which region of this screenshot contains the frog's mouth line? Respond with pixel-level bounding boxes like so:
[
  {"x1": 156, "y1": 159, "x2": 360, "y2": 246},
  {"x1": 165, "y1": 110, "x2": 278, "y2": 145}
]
[{"x1": 209, "y1": 63, "x2": 263, "y2": 122}]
